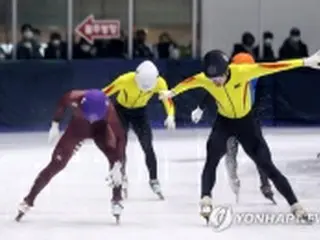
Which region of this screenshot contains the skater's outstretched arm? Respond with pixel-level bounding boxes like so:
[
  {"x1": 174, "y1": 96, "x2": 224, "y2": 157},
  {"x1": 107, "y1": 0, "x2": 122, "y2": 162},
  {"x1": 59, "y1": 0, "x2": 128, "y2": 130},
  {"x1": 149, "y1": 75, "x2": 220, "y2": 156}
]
[
  {"x1": 155, "y1": 77, "x2": 176, "y2": 129},
  {"x1": 234, "y1": 59, "x2": 303, "y2": 81},
  {"x1": 49, "y1": 90, "x2": 86, "y2": 143},
  {"x1": 240, "y1": 49, "x2": 320, "y2": 80},
  {"x1": 159, "y1": 74, "x2": 214, "y2": 101},
  {"x1": 155, "y1": 77, "x2": 175, "y2": 117}
]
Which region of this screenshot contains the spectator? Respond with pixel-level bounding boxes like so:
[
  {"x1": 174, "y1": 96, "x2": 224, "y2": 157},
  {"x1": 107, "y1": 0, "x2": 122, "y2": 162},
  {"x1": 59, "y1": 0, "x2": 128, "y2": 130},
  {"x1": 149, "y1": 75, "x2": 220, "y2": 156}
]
[
  {"x1": 16, "y1": 24, "x2": 42, "y2": 59},
  {"x1": 73, "y1": 38, "x2": 96, "y2": 59},
  {"x1": 44, "y1": 32, "x2": 67, "y2": 59},
  {"x1": 32, "y1": 28, "x2": 43, "y2": 56},
  {"x1": 33, "y1": 28, "x2": 41, "y2": 45},
  {"x1": 94, "y1": 40, "x2": 108, "y2": 58},
  {"x1": 254, "y1": 31, "x2": 276, "y2": 62},
  {"x1": 106, "y1": 30, "x2": 127, "y2": 58},
  {"x1": 155, "y1": 32, "x2": 180, "y2": 59},
  {"x1": 231, "y1": 32, "x2": 256, "y2": 58},
  {"x1": 279, "y1": 27, "x2": 308, "y2": 60},
  {"x1": 133, "y1": 29, "x2": 153, "y2": 58}
]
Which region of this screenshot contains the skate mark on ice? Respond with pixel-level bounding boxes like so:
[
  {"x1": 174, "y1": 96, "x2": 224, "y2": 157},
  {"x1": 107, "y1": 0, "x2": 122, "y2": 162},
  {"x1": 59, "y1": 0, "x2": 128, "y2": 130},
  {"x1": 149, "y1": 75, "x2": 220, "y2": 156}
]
[
  {"x1": 286, "y1": 159, "x2": 320, "y2": 176},
  {"x1": 170, "y1": 158, "x2": 204, "y2": 163}
]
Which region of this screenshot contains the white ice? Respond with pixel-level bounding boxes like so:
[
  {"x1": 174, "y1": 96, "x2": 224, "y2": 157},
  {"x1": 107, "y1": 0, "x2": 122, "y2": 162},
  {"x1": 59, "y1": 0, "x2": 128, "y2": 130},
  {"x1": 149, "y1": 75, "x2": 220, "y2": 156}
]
[{"x1": 0, "y1": 128, "x2": 320, "y2": 240}]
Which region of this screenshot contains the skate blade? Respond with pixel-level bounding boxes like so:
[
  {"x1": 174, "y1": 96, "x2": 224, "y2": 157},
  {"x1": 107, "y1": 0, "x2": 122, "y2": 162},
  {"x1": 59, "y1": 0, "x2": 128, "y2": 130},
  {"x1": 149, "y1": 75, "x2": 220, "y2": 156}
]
[
  {"x1": 235, "y1": 192, "x2": 240, "y2": 203},
  {"x1": 200, "y1": 214, "x2": 210, "y2": 225},
  {"x1": 15, "y1": 211, "x2": 25, "y2": 222},
  {"x1": 114, "y1": 214, "x2": 120, "y2": 224},
  {"x1": 266, "y1": 196, "x2": 277, "y2": 205},
  {"x1": 300, "y1": 215, "x2": 314, "y2": 225},
  {"x1": 157, "y1": 192, "x2": 165, "y2": 200}
]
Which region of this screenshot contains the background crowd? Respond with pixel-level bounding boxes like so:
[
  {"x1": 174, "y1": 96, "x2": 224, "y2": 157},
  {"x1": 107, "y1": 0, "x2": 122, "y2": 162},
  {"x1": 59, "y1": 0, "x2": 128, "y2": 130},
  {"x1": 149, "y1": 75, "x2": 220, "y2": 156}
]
[{"x1": 0, "y1": 23, "x2": 309, "y2": 61}]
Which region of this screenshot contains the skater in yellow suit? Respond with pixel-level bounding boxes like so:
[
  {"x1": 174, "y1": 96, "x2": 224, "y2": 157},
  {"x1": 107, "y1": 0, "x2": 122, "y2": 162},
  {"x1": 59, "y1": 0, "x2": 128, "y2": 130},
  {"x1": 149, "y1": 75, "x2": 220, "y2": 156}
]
[
  {"x1": 160, "y1": 49, "x2": 320, "y2": 223},
  {"x1": 103, "y1": 60, "x2": 175, "y2": 199}
]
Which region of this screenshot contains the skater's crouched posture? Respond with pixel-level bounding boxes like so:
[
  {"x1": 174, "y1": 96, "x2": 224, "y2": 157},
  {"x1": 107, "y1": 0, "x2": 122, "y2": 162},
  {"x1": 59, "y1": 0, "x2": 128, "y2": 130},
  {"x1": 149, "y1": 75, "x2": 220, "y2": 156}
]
[
  {"x1": 102, "y1": 60, "x2": 176, "y2": 199},
  {"x1": 16, "y1": 89, "x2": 126, "y2": 222},
  {"x1": 191, "y1": 53, "x2": 275, "y2": 204},
  {"x1": 160, "y1": 49, "x2": 320, "y2": 223}
]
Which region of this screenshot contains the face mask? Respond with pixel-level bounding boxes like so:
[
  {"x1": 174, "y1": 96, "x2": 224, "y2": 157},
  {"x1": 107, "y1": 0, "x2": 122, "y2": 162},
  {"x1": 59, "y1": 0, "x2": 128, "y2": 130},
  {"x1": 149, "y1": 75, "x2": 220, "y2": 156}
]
[
  {"x1": 52, "y1": 39, "x2": 60, "y2": 46},
  {"x1": 264, "y1": 38, "x2": 273, "y2": 45},
  {"x1": 210, "y1": 75, "x2": 227, "y2": 86},
  {"x1": 23, "y1": 30, "x2": 33, "y2": 39},
  {"x1": 291, "y1": 36, "x2": 300, "y2": 42},
  {"x1": 136, "y1": 74, "x2": 157, "y2": 91},
  {"x1": 81, "y1": 44, "x2": 91, "y2": 52}
]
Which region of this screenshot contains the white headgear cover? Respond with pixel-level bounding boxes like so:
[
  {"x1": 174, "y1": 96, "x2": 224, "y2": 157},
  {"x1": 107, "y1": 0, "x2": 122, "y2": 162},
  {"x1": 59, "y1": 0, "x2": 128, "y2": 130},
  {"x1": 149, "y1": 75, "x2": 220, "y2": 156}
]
[{"x1": 135, "y1": 60, "x2": 159, "y2": 91}]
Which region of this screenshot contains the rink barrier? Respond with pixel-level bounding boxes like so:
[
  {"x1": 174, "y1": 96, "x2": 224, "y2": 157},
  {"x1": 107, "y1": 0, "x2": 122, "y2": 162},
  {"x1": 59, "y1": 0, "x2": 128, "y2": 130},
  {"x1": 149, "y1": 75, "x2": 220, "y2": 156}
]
[{"x1": 0, "y1": 60, "x2": 320, "y2": 131}]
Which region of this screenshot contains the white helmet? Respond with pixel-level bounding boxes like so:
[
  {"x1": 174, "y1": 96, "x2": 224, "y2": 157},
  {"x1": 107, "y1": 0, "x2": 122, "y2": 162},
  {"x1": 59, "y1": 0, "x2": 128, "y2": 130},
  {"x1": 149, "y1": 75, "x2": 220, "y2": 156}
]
[{"x1": 135, "y1": 60, "x2": 159, "y2": 91}]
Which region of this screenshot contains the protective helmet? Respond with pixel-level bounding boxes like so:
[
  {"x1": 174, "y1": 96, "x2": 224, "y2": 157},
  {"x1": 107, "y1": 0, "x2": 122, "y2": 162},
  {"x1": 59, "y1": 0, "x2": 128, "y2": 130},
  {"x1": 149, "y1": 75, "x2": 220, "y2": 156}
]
[
  {"x1": 232, "y1": 52, "x2": 255, "y2": 64},
  {"x1": 135, "y1": 60, "x2": 159, "y2": 91},
  {"x1": 81, "y1": 89, "x2": 109, "y2": 123},
  {"x1": 203, "y1": 50, "x2": 229, "y2": 78}
]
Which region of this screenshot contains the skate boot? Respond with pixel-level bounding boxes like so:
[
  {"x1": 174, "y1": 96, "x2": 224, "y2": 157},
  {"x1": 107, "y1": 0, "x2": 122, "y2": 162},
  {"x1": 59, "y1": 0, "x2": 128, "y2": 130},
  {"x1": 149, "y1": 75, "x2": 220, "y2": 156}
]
[
  {"x1": 122, "y1": 175, "x2": 128, "y2": 199},
  {"x1": 111, "y1": 201, "x2": 123, "y2": 224},
  {"x1": 291, "y1": 203, "x2": 313, "y2": 224},
  {"x1": 199, "y1": 196, "x2": 213, "y2": 224},
  {"x1": 149, "y1": 179, "x2": 164, "y2": 200},
  {"x1": 260, "y1": 185, "x2": 276, "y2": 204},
  {"x1": 15, "y1": 200, "x2": 32, "y2": 222}
]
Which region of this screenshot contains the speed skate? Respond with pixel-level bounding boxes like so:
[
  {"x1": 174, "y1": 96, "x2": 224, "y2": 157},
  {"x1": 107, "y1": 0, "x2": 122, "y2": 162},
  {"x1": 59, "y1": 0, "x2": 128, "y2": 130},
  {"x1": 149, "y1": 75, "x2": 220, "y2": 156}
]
[{"x1": 1, "y1": 128, "x2": 320, "y2": 240}]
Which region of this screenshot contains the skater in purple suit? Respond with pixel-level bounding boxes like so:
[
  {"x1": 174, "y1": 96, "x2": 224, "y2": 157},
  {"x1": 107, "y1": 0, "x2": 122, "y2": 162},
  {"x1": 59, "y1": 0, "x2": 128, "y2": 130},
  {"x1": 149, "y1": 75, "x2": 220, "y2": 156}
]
[{"x1": 16, "y1": 89, "x2": 126, "y2": 223}]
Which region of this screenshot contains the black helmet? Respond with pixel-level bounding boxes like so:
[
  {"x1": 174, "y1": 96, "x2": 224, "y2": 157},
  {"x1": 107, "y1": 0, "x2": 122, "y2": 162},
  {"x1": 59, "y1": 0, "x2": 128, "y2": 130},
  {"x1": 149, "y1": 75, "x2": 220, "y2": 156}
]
[{"x1": 203, "y1": 50, "x2": 229, "y2": 78}]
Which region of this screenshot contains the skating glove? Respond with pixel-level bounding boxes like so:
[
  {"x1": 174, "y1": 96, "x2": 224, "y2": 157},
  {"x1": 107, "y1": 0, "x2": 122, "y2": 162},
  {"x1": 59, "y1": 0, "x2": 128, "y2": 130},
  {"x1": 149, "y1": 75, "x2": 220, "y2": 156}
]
[
  {"x1": 191, "y1": 107, "x2": 203, "y2": 124},
  {"x1": 48, "y1": 121, "x2": 60, "y2": 143},
  {"x1": 164, "y1": 116, "x2": 176, "y2": 129},
  {"x1": 304, "y1": 50, "x2": 320, "y2": 69},
  {"x1": 159, "y1": 90, "x2": 175, "y2": 100}
]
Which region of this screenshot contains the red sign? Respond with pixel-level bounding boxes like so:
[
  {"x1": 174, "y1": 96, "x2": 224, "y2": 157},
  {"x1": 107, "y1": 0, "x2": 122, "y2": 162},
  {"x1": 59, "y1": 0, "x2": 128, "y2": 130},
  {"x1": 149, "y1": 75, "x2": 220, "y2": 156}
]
[{"x1": 75, "y1": 15, "x2": 121, "y2": 44}]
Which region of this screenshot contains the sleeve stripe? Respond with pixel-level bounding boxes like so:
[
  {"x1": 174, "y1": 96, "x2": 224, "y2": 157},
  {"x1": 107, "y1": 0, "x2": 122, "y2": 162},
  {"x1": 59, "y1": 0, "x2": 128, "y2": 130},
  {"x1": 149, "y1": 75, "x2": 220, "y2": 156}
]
[
  {"x1": 181, "y1": 76, "x2": 196, "y2": 84},
  {"x1": 259, "y1": 63, "x2": 291, "y2": 69},
  {"x1": 104, "y1": 85, "x2": 114, "y2": 94}
]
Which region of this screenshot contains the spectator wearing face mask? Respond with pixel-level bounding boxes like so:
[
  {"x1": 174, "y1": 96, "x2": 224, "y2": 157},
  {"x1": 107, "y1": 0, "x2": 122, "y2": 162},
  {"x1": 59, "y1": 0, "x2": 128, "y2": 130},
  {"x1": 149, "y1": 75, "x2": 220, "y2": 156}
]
[
  {"x1": 155, "y1": 32, "x2": 180, "y2": 59},
  {"x1": 133, "y1": 29, "x2": 154, "y2": 59},
  {"x1": 73, "y1": 38, "x2": 96, "y2": 59},
  {"x1": 254, "y1": 31, "x2": 276, "y2": 62},
  {"x1": 279, "y1": 27, "x2": 309, "y2": 60},
  {"x1": 16, "y1": 24, "x2": 42, "y2": 59},
  {"x1": 231, "y1": 32, "x2": 256, "y2": 58},
  {"x1": 44, "y1": 32, "x2": 67, "y2": 59}
]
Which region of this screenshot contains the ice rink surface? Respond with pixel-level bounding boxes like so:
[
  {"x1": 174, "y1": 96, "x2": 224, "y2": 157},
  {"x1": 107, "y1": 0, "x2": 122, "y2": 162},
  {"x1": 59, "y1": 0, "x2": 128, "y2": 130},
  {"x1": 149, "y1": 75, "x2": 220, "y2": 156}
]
[{"x1": 1, "y1": 128, "x2": 320, "y2": 239}]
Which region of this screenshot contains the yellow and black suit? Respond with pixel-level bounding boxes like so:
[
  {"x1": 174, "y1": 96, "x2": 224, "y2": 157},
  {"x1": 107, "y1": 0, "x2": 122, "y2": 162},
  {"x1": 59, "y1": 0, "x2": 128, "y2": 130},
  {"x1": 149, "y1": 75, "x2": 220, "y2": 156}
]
[
  {"x1": 170, "y1": 59, "x2": 303, "y2": 205},
  {"x1": 102, "y1": 72, "x2": 175, "y2": 180}
]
